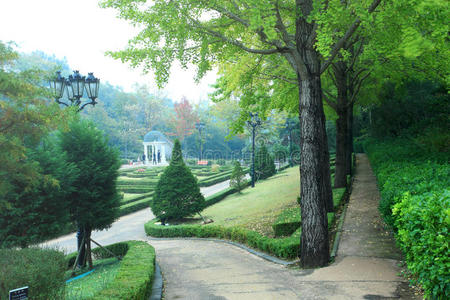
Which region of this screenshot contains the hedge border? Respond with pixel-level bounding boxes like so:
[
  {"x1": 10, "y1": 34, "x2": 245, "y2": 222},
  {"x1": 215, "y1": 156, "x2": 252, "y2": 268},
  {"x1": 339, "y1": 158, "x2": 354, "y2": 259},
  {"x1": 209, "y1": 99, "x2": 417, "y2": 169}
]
[{"x1": 65, "y1": 241, "x2": 156, "y2": 300}]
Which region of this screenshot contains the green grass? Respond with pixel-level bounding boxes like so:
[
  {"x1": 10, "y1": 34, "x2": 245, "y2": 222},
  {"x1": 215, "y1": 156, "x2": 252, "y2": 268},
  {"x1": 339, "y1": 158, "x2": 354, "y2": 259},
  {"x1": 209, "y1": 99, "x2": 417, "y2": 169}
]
[
  {"x1": 199, "y1": 167, "x2": 299, "y2": 235},
  {"x1": 65, "y1": 258, "x2": 121, "y2": 300}
]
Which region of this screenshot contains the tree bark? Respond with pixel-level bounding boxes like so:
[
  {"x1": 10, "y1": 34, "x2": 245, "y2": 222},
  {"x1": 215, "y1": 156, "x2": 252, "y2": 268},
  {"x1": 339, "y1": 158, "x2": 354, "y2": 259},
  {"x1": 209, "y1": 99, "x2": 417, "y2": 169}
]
[
  {"x1": 85, "y1": 227, "x2": 93, "y2": 270},
  {"x1": 346, "y1": 99, "x2": 354, "y2": 176},
  {"x1": 333, "y1": 63, "x2": 351, "y2": 188},
  {"x1": 298, "y1": 71, "x2": 330, "y2": 268}
]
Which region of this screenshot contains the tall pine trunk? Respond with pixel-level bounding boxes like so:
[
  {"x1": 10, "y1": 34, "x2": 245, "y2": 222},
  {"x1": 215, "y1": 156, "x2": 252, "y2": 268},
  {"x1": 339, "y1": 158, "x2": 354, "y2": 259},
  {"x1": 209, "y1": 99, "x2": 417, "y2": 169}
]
[{"x1": 298, "y1": 71, "x2": 330, "y2": 268}]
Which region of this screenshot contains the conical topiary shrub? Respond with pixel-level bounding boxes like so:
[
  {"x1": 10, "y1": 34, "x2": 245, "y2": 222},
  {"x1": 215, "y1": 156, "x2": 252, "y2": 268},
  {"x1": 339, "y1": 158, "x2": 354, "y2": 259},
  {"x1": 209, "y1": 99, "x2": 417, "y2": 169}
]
[
  {"x1": 255, "y1": 145, "x2": 276, "y2": 180},
  {"x1": 151, "y1": 139, "x2": 205, "y2": 223}
]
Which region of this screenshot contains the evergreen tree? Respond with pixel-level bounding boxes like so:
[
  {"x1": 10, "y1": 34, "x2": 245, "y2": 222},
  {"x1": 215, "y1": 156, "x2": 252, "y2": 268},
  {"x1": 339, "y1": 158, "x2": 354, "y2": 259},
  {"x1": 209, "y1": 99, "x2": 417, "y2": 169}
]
[
  {"x1": 59, "y1": 119, "x2": 121, "y2": 269},
  {"x1": 229, "y1": 161, "x2": 246, "y2": 193},
  {"x1": 151, "y1": 139, "x2": 205, "y2": 223},
  {"x1": 255, "y1": 145, "x2": 276, "y2": 180},
  {"x1": 0, "y1": 137, "x2": 78, "y2": 248}
]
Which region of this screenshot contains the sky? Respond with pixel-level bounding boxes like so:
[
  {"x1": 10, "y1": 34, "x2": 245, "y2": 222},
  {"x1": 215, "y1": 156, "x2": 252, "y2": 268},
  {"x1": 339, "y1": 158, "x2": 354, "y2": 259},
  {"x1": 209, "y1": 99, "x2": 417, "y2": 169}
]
[{"x1": 0, "y1": 0, "x2": 217, "y2": 103}]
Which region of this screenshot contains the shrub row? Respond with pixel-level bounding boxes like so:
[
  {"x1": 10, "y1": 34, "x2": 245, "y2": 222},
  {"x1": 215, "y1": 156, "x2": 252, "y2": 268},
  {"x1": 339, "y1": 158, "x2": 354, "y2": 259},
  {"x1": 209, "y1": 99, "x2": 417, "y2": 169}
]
[
  {"x1": 144, "y1": 221, "x2": 299, "y2": 259},
  {"x1": 116, "y1": 179, "x2": 159, "y2": 186},
  {"x1": 198, "y1": 169, "x2": 249, "y2": 187},
  {"x1": 117, "y1": 186, "x2": 155, "y2": 194},
  {"x1": 281, "y1": 187, "x2": 346, "y2": 237},
  {"x1": 119, "y1": 197, "x2": 153, "y2": 217},
  {"x1": 1, "y1": 248, "x2": 66, "y2": 300},
  {"x1": 66, "y1": 241, "x2": 156, "y2": 300},
  {"x1": 121, "y1": 192, "x2": 154, "y2": 206},
  {"x1": 272, "y1": 207, "x2": 301, "y2": 237},
  {"x1": 366, "y1": 138, "x2": 449, "y2": 299}
]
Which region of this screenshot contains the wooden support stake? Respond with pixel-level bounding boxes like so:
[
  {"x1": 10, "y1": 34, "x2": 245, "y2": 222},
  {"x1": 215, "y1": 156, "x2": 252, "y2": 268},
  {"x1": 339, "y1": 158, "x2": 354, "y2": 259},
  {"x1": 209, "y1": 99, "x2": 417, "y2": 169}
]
[
  {"x1": 71, "y1": 236, "x2": 85, "y2": 276},
  {"x1": 89, "y1": 238, "x2": 122, "y2": 261}
]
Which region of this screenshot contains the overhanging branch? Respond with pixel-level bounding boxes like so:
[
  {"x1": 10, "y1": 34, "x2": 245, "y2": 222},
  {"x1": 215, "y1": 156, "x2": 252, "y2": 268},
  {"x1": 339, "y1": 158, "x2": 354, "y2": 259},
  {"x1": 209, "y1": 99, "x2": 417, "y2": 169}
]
[{"x1": 320, "y1": 0, "x2": 381, "y2": 74}]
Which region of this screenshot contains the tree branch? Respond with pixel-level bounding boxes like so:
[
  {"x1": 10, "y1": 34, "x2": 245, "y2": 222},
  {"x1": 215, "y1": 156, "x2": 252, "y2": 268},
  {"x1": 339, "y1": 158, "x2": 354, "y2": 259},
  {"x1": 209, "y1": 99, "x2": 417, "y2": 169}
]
[
  {"x1": 348, "y1": 71, "x2": 370, "y2": 106},
  {"x1": 190, "y1": 18, "x2": 281, "y2": 55},
  {"x1": 323, "y1": 90, "x2": 337, "y2": 111},
  {"x1": 320, "y1": 0, "x2": 381, "y2": 74}
]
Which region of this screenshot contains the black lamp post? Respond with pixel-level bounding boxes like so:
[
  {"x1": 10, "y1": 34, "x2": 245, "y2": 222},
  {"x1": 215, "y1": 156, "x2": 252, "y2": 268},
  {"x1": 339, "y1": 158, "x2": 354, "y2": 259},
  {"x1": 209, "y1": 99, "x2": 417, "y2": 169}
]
[
  {"x1": 247, "y1": 112, "x2": 261, "y2": 188},
  {"x1": 49, "y1": 70, "x2": 100, "y2": 269},
  {"x1": 195, "y1": 122, "x2": 205, "y2": 161},
  {"x1": 50, "y1": 71, "x2": 100, "y2": 112},
  {"x1": 286, "y1": 120, "x2": 296, "y2": 167}
]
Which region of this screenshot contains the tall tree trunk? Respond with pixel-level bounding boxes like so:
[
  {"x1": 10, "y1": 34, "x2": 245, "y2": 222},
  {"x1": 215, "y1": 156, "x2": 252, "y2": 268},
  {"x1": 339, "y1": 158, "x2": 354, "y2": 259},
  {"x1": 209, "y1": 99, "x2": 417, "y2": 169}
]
[
  {"x1": 86, "y1": 227, "x2": 93, "y2": 270},
  {"x1": 298, "y1": 72, "x2": 330, "y2": 268},
  {"x1": 333, "y1": 63, "x2": 350, "y2": 188},
  {"x1": 346, "y1": 102, "x2": 354, "y2": 175}
]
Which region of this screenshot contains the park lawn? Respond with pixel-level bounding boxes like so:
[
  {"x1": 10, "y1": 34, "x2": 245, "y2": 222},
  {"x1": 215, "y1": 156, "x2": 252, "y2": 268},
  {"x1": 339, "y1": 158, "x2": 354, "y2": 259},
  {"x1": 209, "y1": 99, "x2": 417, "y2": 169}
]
[
  {"x1": 65, "y1": 257, "x2": 121, "y2": 300},
  {"x1": 200, "y1": 166, "x2": 300, "y2": 236}
]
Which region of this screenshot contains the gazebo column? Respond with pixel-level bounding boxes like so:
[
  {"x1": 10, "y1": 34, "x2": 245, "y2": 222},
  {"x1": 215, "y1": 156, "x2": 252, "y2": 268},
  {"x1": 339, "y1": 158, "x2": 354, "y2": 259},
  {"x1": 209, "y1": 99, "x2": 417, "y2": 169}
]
[
  {"x1": 144, "y1": 143, "x2": 148, "y2": 164},
  {"x1": 161, "y1": 144, "x2": 167, "y2": 164}
]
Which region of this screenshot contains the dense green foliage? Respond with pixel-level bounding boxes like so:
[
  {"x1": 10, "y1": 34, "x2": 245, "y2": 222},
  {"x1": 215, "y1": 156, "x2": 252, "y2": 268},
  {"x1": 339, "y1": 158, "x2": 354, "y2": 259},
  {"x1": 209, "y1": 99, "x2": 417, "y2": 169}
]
[
  {"x1": 366, "y1": 139, "x2": 449, "y2": 299},
  {"x1": 59, "y1": 119, "x2": 122, "y2": 233},
  {"x1": 0, "y1": 247, "x2": 66, "y2": 300},
  {"x1": 151, "y1": 139, "x2": 205, "y2": 222},
  {"x1": 0, "y1": 138, "x2": 78, "y2": 247},
  {"x1": 254, "y1": 145, "x2": 276, "y2": 180},
  {"x1": 394, "y1": 192, "x2": 449, "y2": 299}
]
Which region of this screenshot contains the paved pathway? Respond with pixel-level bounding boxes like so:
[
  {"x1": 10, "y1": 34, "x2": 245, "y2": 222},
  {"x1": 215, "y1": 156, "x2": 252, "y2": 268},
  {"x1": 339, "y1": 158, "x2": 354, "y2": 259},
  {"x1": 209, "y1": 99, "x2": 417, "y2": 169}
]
[
  {"x1": 45, "y1": 157, "x2": 419, "y2": 299},
  {"x1": 43, "y1": 179, "x2": 234, "y2": 253},
  {"x1": 148, "y1": 154, "x2": 419, "y2": 299}
]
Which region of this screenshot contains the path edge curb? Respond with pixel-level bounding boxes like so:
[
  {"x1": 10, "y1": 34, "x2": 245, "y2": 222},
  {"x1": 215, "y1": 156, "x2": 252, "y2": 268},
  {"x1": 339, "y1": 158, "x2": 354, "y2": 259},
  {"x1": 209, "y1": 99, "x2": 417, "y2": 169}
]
[{"x1": 149, "y1": 262, "x2": 163, "y2": 300}]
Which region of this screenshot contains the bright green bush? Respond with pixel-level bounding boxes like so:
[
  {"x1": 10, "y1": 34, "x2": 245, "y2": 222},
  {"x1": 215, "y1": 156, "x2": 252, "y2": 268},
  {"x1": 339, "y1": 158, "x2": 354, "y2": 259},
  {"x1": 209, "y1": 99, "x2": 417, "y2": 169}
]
[
  {"x1": 0, "y1": 248, "x2": 66, "y2": 300},
  {"x1": 393, "y1": 191, "x2": 449, "y2": 299},
  {"x1": 366, "y1": 138, "x2": 449, "y2": 299}
]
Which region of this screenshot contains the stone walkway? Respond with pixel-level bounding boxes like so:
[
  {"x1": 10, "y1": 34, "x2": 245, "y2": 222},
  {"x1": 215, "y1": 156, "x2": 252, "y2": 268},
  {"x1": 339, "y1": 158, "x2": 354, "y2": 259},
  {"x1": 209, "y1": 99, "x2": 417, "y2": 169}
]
[{"x1": 148, "y1": 154, "x2": 420, "y2": 299}]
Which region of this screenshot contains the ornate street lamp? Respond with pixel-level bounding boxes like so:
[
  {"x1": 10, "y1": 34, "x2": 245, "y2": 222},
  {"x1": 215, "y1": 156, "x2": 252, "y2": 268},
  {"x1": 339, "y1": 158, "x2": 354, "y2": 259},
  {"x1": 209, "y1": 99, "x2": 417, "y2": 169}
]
[
  {"x1": 49, "y1": 70, "x2": 100, "y2": 269},
  {"x1": 285, "y1": 119, "x2": 296, "y2": 167},
  {"x1": 247, "y1": 112, "x2": 261, "y2": 188},
  {"x1": 195, "y1": 122, "x2": 205, "y2": 161},
  {"x1": 50, "y1": 70, "x2": 100, "y2": 112}
]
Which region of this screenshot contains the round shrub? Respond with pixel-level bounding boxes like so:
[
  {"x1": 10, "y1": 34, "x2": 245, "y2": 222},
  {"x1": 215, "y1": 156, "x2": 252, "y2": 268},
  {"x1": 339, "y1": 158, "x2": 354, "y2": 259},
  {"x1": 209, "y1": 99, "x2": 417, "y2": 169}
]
[{"x1": 0, "y1": 248, "x2": 66, "y2": 300}]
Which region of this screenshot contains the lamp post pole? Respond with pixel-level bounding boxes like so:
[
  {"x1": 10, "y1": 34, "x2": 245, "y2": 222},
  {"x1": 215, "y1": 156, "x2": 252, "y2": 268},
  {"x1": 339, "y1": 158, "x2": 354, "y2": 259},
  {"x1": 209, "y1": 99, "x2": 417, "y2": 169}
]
[
  {"x1": 286, "y1": 120, "x2": 295, "y2": 167},
  {"x1": 247, "y1": 112, "x2": 261, "y2": 188},
  {"x1": 50, "y1": 70, "x2": 100, "y2": 268},
  {"x1": 195, "y1": 122, "x2": 205, "y2": 161}
]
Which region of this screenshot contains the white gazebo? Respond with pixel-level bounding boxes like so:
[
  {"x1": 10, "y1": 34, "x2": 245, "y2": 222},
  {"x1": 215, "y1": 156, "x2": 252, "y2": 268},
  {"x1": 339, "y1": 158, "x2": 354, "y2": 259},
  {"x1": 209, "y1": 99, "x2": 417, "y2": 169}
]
[{"x1": 143, "y1": 131, "x2": 173, "y2": 165}]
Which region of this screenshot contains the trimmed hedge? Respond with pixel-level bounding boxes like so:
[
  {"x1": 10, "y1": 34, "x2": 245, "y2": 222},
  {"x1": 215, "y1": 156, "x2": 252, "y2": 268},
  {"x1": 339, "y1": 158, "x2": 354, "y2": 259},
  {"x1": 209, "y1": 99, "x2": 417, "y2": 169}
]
[
  {"x1": 366, "y1": 138, "x2": 449, "y2": 299},
  {"x1": 66, "y1": 241, "x2": 156, "y2": 300},
  {"x1": 119, "y1": 197, "x2": 152, "y2": 217},
  {"x1": 144, "y1": 220, "x2": 299, "y2": 259},
  {"x1": 276, "y1": 187, "x2": 346, "y2": 237},
  {"x1": 117, "y1": 186, "x2": 155, "y2": 194},
  {"x1": 272, "y1": 207, "x2": 301, "y2": 237},
  {"x1": 121, "y1": 192, "x2": 154, "y2": 205}
]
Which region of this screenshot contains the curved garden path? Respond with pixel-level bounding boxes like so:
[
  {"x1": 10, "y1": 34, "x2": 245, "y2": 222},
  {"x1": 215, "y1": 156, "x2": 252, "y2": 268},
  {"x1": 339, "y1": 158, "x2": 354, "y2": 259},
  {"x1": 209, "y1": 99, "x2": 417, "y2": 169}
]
[{"x1": 44, "y1": 157, "x2": 420, "y2": 299}]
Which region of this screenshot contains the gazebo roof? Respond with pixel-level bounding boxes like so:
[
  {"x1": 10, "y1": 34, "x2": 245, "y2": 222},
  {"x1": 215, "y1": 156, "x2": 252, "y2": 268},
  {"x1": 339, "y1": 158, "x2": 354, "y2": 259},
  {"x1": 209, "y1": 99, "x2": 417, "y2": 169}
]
[{"x1": 143, "y1": 130, "x2": 172, "y2": 144}]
